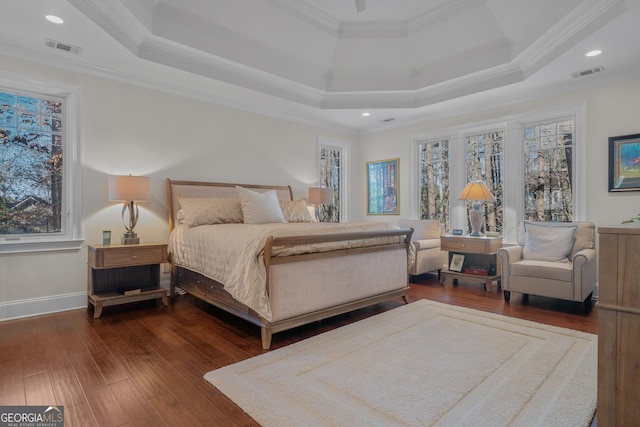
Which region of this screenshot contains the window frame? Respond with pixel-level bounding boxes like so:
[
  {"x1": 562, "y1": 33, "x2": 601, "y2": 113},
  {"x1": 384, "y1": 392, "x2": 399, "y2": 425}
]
[
  {"x1": 0, "y1": 71, "x2": 83, "y2": 254},
  {"x1": 412, "y1": 103, "x2": 586, "y2": 242}
]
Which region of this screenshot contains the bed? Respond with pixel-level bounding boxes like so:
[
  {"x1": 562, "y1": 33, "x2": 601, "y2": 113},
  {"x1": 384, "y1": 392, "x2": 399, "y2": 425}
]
[{"x1": 166, "y1": 179, "x2": 413, "y2": 349}]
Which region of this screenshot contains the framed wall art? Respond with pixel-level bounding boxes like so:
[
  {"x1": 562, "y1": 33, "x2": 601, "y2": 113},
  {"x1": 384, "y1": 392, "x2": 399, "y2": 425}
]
[
  {"x1": 609, "y1": 133, "x2": 640, "y2": 192},
  {"x1": 367, "y1": 158, "x2": 399, "y2": 215}
]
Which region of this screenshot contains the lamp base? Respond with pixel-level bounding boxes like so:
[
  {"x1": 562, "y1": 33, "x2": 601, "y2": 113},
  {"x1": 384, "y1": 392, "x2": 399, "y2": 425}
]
[{"x1": 121, "y1": 231, "x2": 139, "y2": 245}]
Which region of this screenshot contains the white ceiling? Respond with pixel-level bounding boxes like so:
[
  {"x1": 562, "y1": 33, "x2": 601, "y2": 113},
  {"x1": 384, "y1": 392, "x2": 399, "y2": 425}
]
[{"x1": 1, "y1": 0, "x2": 639, "y2": 134}]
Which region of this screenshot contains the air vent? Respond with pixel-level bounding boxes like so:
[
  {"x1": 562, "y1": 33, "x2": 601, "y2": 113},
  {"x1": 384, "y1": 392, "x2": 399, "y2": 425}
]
[
  {"x1": 380, "y1": 118, "x2": 395, "y2": 123},
  {"x1": 45, "y1": 39, "x2": 83, "y2": 55},
  {"x1": 571, "y1": 66, "x2": 604, "y2": 79}
]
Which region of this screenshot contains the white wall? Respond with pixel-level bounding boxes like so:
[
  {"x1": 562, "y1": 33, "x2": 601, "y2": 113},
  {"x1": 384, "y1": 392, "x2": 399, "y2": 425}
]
[
  {"x1": 354, "y1": 78, "x2": 640, "y2": 234},
  {"x1": 1, "y1": 52, "x2": 639, "y2": 319},
  {"x1": 0, "y1": 55, "x2": 356, "y2": 319}
]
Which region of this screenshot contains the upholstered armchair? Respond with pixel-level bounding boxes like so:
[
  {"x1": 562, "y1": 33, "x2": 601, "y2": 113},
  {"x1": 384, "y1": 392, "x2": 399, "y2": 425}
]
[
  {"x1": 398, "y1": 219, "x2": 447, "y2": 278},
  {"x1": 497, "y1": 221, "x2": 596, "y2": 305}
]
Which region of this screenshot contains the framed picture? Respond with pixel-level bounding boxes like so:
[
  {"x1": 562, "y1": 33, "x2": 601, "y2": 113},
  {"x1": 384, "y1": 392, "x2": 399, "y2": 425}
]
[
  {"x1": 609, "y1": 133, "x2": 640, "y2": 192},
  {"x1": 450, "y1": 254, "x2": 465, "y2": 272},
  {"x1": 367, "y1": 158, "x2": 399, "y2": 215}
]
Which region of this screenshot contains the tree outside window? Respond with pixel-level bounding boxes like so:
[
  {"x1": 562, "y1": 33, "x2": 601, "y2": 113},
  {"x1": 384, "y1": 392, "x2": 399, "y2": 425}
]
[
  {"x1": 465, "y1": 130, "x2": 504, "y2": 234},
  {"x1": 418, "y1": 139, "x2": 449, "y2": 229},
  {"x1": 523, "y1": 119, "x2": 574, "y2": 221},
  {"x1": 0, "y1": 90, "x2": 63, "y2": 235},
  {"x1": 319, "y1": 145, "x2": 341, "y2": 222}
]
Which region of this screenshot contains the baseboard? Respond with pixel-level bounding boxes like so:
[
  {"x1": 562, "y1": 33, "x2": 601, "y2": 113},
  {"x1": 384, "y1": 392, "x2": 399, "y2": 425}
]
[
  {"x1": 0, "y1": 291, "x2": 87, "y2": 321},
  {"x1": 0, "y1": 280, "x2": 171, "y2": 321}
]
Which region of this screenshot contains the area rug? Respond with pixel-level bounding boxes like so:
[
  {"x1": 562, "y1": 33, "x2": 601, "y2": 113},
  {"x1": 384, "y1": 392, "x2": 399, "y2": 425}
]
[{"x1": 204, "y1": 300, "x2": 597, "y2": 426}]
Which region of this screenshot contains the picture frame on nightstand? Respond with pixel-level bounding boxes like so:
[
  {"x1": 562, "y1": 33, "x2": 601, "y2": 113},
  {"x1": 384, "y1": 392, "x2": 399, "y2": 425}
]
[{"x1": 450, "y1": 254, "x2": 465, "y2": 272}]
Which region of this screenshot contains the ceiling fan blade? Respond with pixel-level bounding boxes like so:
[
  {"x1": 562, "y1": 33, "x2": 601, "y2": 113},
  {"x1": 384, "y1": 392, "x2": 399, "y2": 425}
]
[{"x1": 355, "y1": 0, "x2": 366, "y2": 13}]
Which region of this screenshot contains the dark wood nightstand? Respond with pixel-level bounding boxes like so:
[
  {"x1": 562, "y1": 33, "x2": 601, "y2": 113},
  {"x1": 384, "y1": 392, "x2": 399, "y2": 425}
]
[
  {"x1": 440, "y1": 235, "x2": 502, "y2": 290},
  {"x1": 87, "y1": 242, "x2": 169, "y2": 318}
]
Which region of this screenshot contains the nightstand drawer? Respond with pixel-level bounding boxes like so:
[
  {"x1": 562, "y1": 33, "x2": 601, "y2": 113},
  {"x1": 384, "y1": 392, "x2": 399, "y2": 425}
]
[
  {"x1": 102, "y1": 247, "x2": 164, "y2": 267},
  {"x1": 442, "y1": 237, "x2": 487, "y2": 253}
]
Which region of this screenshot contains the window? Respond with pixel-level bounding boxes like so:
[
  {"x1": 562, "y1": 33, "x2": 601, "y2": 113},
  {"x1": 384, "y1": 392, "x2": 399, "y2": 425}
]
[
  {"x1": 318, "y1": 137, "x2": 348, "y2": 222},
  {"x1": 418, "y1": 139, "x2": 450, "y2": 229},
  {"x1": 523, "y1": 118, "x2": 574, "y2": 221},
  {"x1": 0, "y1": 72, "x2": 82, "y2": 253},
  {"x1": 414, "y1": 104, "x2": 585, "y2": 242},
  {"x1": 464, "y1": 130, "x2": 504, "y2": 234}
]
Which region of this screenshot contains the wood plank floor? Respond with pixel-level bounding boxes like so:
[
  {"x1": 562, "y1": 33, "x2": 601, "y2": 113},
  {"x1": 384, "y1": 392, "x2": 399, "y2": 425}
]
[{"x1": 0, "y1": 274, "x2": 597, "y2": 426}]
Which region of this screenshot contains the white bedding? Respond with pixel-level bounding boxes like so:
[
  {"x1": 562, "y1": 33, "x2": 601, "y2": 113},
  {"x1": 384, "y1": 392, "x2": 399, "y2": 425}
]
[{"x1": 169, "y1": 222, "x2": 406, "y2": 320}]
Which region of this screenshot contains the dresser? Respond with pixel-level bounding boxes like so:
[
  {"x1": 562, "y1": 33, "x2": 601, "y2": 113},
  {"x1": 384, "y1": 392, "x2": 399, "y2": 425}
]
[{"x1": 597, "y1": 223, "x2": 640, "y2": 426}]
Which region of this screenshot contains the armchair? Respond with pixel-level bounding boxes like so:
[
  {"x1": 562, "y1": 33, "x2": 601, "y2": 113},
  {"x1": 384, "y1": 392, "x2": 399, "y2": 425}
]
[
  {"x1": 398, "y1": 219, "x2": 447, "y2": 278},
  {"x1": 497, "y1": 221, "x2": 596, "y2": 305}
]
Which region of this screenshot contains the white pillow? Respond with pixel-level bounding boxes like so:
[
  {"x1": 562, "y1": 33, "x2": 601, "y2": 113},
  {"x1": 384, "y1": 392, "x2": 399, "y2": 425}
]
[
  {"x1": 522, "y1": 222, "x2": 577, "y2": 262},
  {"x1": 236, "y1": 186, "x2": 286, "y2": 224},
  {"x1": 280, "y1": 199, "x2": 314, "y2": 222}
]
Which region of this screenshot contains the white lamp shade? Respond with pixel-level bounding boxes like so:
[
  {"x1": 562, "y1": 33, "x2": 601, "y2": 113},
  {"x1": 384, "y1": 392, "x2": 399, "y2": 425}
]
[
  {"x1": 308, "y1": 187, "x2": 333, "y2": 205},
  {"x1": 457, "y1": 181, "x2": 496, "y2": 202},
  {"x1": 108, "y1": 175, "x2": 151, "y2": 202}
]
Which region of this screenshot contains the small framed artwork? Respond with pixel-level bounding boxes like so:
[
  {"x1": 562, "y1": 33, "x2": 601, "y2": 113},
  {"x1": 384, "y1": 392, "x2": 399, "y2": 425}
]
[
  {"x1": 367, "y1": 158, "x2": 399, "y2": 215},
  {"x1": 450, "y1": 254, "x2": 465, "y2": 272},
  {"x1": 609, "y1": 133, "x2": 640, "y2": 192}
]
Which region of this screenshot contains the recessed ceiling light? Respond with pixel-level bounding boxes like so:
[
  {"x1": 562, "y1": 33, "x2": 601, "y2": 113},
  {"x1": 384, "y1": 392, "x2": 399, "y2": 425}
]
[
  {"x1": 45, "y1": 15, "x2": 64, "y2": 24},
  {"x1": 586, "y1": 49, "x2": 602, "y2": 57},
  {"x1": 362, "y1": 112, "x2": 371, "y2": 117}
]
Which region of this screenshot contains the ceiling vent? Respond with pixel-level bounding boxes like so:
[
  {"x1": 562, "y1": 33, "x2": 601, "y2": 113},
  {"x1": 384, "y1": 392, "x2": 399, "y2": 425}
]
[
  {"x1": 45, "y1": 39, "x2": 83, "y2": 55},
  {"x1": 380, "y1": 118, "x2": 395, "y2": 123},
  {"x1": 571, "y1": 66, "x2": 604, "y2": 79}
]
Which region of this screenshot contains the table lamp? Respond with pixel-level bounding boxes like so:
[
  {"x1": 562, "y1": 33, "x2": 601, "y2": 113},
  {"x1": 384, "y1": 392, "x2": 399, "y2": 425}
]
[
  {"x1": 308, "y1": 187, "x2": 333, "y2": 222},
  {"x1": 457, "y1": 181, "x2": 496, "y2": 236},
  {"x1": 108, "y1": 175, "x2": 151, "y2": 244}
]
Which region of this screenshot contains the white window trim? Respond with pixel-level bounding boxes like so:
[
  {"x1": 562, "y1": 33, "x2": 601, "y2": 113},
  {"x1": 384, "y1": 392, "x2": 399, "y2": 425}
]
[
  {"x1": 411, "y1": 103, "x2": 586, "y2": 242},
  {"x1": 317, "y1": 136, "x2": 349, "y2": 222},
  {"x1": 0, "y1": 70, "x2": 83, "y2": 254}
]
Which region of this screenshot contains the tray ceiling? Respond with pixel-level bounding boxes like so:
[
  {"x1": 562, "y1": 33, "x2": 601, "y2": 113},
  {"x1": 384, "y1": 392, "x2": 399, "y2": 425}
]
[{"x1": 1, "y1": 0, "x2": 639, "y2": 132}]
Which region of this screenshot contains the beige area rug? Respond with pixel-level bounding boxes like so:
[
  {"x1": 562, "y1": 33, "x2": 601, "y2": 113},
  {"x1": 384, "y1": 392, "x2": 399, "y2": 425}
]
[{"x1": 204, "y1": 300, "x2": 597, "y2": 426}]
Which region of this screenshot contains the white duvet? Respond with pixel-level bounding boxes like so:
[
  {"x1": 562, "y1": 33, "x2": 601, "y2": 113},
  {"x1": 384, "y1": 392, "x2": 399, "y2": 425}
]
[{"x1": 169, "y1": 222, "x2": 406, "y2": 320}]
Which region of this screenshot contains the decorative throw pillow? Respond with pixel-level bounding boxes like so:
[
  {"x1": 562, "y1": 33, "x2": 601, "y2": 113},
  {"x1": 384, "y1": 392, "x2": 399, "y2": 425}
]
[
  {"x1": 522, "y1": 222, "x2": 577, "y2": 262},
  {"x1": 280, "y1": 199, "x2": 314, "y2": 222},
  {"x1": 177, "y1": 197, "x2": 243, "y2": 227},
  {"x1": 236, "y1": 186, "x2": 286, "y2": 224}
]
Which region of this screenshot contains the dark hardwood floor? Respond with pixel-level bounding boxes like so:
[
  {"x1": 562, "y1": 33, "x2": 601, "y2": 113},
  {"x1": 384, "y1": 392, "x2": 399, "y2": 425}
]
[{"x1": 0, "y1": 274, "x2": 597, "y2": 426}]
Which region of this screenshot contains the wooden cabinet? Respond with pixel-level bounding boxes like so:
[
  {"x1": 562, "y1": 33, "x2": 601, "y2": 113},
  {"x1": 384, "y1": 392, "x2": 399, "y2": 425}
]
[
  {"x1": 87, "y1": 243, "x2": 169, "y2": 318},
  {"x1": 597, "y1": 224, "x2": 640, "y2": 426},
  {"x1": 440, "y1": 235, "x2": 502, "y2": 290}
]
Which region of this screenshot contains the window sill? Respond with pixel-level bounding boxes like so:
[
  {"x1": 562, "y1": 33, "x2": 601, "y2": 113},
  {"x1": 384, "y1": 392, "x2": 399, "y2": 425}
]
[{"x1": 0, "y1": 238, "x2": 84, "y2": 255}]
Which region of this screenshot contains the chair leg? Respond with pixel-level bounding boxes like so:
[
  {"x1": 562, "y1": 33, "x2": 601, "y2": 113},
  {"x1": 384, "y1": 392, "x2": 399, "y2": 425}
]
[
  {"x1": 503, "y1": 291, "x2": 510, "y2": 302},
  {"x1": 522, "y1": 294, "x2": 529, "y2": 304}
]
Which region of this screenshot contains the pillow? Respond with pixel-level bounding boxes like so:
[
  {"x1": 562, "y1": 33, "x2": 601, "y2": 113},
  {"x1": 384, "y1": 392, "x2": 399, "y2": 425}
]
[
  {"x1": 176, "y1": 208, "x2": 186, "y2": 224},
  {"x1": 522, "y1": 222, "x2": 577, "y2": 262},
  {"x1": 177, "y1": 197, "x2": 243, "y2": 227},
  {"x1": 236, "y1": 186, "x2": 286, "y2": 224},
  {"x1": 280, "y1": 199, "x2": 314, "y2": 222}
]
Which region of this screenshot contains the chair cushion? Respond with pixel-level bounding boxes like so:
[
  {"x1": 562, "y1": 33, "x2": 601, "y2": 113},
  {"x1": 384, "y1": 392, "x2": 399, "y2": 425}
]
[
  {"x1": 511, "y1": 259, "x2": 573, "y2": 282},
  {"x1": 517, "y1": 221, "x2": 595, "y2": 259},
  {"x1": 521, "y1": 222, "x2": 577, "y2": 262}
]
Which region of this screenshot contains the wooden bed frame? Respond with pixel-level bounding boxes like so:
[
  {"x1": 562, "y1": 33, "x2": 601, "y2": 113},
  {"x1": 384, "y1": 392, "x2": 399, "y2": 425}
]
[{"x1": 166, "y1": 179, "x2": 413, "y2": 349}]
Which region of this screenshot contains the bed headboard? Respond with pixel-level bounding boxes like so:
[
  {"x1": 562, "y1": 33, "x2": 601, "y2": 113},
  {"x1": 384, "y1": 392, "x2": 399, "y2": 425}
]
[{"x1": 165, "y1": 179, "x2": 294, "y2": 231}]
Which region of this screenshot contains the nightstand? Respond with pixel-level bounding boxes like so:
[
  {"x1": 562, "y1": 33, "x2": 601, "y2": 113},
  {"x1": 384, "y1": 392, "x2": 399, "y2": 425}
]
[
  {"x1": 87, "y1": 242, "x2": 169, "y2": 318},
  {"x1": 440, "y1": 235, "x2": 502, "y2": 290}
]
